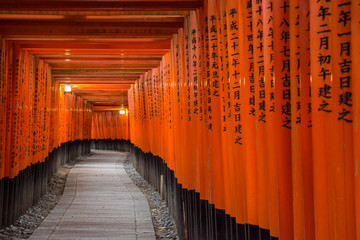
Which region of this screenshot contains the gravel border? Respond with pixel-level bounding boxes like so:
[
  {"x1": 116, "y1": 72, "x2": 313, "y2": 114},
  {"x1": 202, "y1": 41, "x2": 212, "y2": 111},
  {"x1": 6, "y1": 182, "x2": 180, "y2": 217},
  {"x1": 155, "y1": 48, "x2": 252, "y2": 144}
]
[
  {"x1": 0, "y1": 151, "x2": 178, "y2": 240},
  {"x1": 123, "y1": 154, "x2": 179, "y2": 240},
  {"x1": 0, "y1": 155, "x2": 87, "y2": 240}
]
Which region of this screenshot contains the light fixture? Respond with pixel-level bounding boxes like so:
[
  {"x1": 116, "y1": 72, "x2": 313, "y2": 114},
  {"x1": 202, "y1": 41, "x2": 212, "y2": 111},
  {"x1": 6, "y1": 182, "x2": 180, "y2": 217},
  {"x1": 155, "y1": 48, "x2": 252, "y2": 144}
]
[
  {"x1": 64, "y1": 85, "x2": 72, "y2": 93},
  {"x1": 119, "y1": 109, "x2": 126, "y2": 115},
  {"x1": 65, "y1": 59, "x2": 71, "y2": 62}
]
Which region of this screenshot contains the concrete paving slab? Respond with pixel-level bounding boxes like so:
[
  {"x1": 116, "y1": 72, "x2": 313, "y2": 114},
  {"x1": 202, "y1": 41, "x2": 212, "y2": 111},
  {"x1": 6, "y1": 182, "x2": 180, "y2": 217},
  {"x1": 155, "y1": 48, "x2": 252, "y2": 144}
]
[{"x1": 30, "y1": 150, "x2": 155, "y2": 240}]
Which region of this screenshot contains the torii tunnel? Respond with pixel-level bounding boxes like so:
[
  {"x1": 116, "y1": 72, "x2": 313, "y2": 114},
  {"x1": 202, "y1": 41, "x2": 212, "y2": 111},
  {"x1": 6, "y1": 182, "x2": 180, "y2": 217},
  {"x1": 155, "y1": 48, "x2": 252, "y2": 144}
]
[{"x1": 1, "y1": 0, "x2": 360, "y2": 239}]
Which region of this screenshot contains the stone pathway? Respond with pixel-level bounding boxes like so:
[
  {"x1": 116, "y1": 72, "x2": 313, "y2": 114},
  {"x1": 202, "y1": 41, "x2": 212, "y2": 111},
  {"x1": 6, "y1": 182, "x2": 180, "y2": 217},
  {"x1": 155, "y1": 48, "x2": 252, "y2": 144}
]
[{"x1": 30, "y1": 150, "x2": 155, "y2": 240}]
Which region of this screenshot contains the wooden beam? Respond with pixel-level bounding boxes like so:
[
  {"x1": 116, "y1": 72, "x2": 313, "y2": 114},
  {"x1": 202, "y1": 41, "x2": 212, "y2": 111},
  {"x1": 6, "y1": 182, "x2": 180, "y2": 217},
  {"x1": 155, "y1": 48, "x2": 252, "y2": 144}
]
[
  {"x1": 52, "y1": 69, "x2": 148, "y2": 74},
  {"x1": 0, "y1": 14, "x2": 185, "y2": 23},
  {"x1": 56, "y1": 80, "x2": 137, "y2": 84},
  {"x1": 1, "y1": 20, "x2": 184, "y2": 28},
  {"x1": 37, "y1": 54, "x2": 163, "y2": 60},
  {"x1": 53, "y1": 74, "x2": 141, "y2": 78},
  {"x1": 27, "y1": 49, "x2": 166, "y2": 53},
  {"x1": 0, "y1": 10, "x2": 190, "y2": 16},
  {"x1": 93, "y1": 106, "x2": 129, "y2": 111},
  {"x1": 5, "y1": 36, "x2": 172, "y2": 41},
  {"x1": 0, "y1": 28, "x2": 177, "y2": 37},
  {"x1": 75, "y1": 92, "x2": 128, "y2": 96},
  {"x1": 71, "y1": 84, "x2": 132, "y2": 89},
  {"x1": 16, "y1": 40, "x2": 171, "y2": 50},
  {"x1": 0, "y1": 1, "x2": 203, "y2": 11}
]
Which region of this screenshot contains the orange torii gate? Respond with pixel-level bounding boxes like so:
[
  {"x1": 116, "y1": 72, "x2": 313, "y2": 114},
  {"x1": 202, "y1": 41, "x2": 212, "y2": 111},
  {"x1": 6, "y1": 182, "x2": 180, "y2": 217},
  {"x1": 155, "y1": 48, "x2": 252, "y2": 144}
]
[
  {"x1": 127, "y1": 0, "x2": 360, "y2": 239},
  {"x1": 0, "y1": 0, "x2": 360, "y2": 239}
]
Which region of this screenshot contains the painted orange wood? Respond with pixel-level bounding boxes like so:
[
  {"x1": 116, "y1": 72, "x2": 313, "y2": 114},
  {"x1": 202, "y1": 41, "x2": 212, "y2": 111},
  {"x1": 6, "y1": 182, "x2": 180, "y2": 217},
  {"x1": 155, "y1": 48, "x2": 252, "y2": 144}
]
[{"x1": 1, "y1": 1, "x2": 360, "y2": 238}]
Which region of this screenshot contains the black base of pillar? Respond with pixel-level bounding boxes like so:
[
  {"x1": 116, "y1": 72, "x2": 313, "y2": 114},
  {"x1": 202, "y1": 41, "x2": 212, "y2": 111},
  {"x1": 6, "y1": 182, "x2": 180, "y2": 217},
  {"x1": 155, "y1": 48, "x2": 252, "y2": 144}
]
[
  {"x1": 90, "y1": 139, "x2": 130, "y2": 152},
  {"x1": 0, "y1": 139, "x2": 91, "y2": 228},
  {"x1": 129, "y1": 143, "x2": 278, "y2": 240}
]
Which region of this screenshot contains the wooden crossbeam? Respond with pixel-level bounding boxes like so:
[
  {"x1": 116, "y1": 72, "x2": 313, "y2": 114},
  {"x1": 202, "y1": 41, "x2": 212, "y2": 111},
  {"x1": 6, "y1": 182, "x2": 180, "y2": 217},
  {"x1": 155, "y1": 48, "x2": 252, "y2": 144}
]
[{"x1": 0, "y1": 1, "x2": 203, "y2": 11}]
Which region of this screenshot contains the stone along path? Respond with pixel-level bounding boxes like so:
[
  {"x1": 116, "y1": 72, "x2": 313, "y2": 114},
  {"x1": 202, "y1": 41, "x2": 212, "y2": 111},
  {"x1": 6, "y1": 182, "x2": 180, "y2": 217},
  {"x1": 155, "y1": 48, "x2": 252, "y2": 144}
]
[{"x1": 30, "y1": 150, "x2": 155, "y2": 240}]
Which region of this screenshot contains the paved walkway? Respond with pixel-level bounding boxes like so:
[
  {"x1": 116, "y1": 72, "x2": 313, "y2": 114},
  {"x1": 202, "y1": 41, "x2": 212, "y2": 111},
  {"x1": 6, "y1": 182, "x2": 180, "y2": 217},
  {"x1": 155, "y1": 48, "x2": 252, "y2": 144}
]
[{"x1": 30, "y1": 150, "x2": 155, "y2": 240}]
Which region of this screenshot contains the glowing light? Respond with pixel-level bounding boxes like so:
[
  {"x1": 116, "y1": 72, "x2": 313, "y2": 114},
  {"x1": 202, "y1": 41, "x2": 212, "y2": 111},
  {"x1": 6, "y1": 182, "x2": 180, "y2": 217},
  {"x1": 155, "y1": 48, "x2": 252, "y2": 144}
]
[
  {"x1": 64, "y1": 85, "x2": 72, "y2": 93},
  {"x1": 65, "y1": 59, "x2": 71, "y2": 61},
  {"x1": 119, "y1": 109, "x2": 126, "y2": 115}
]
